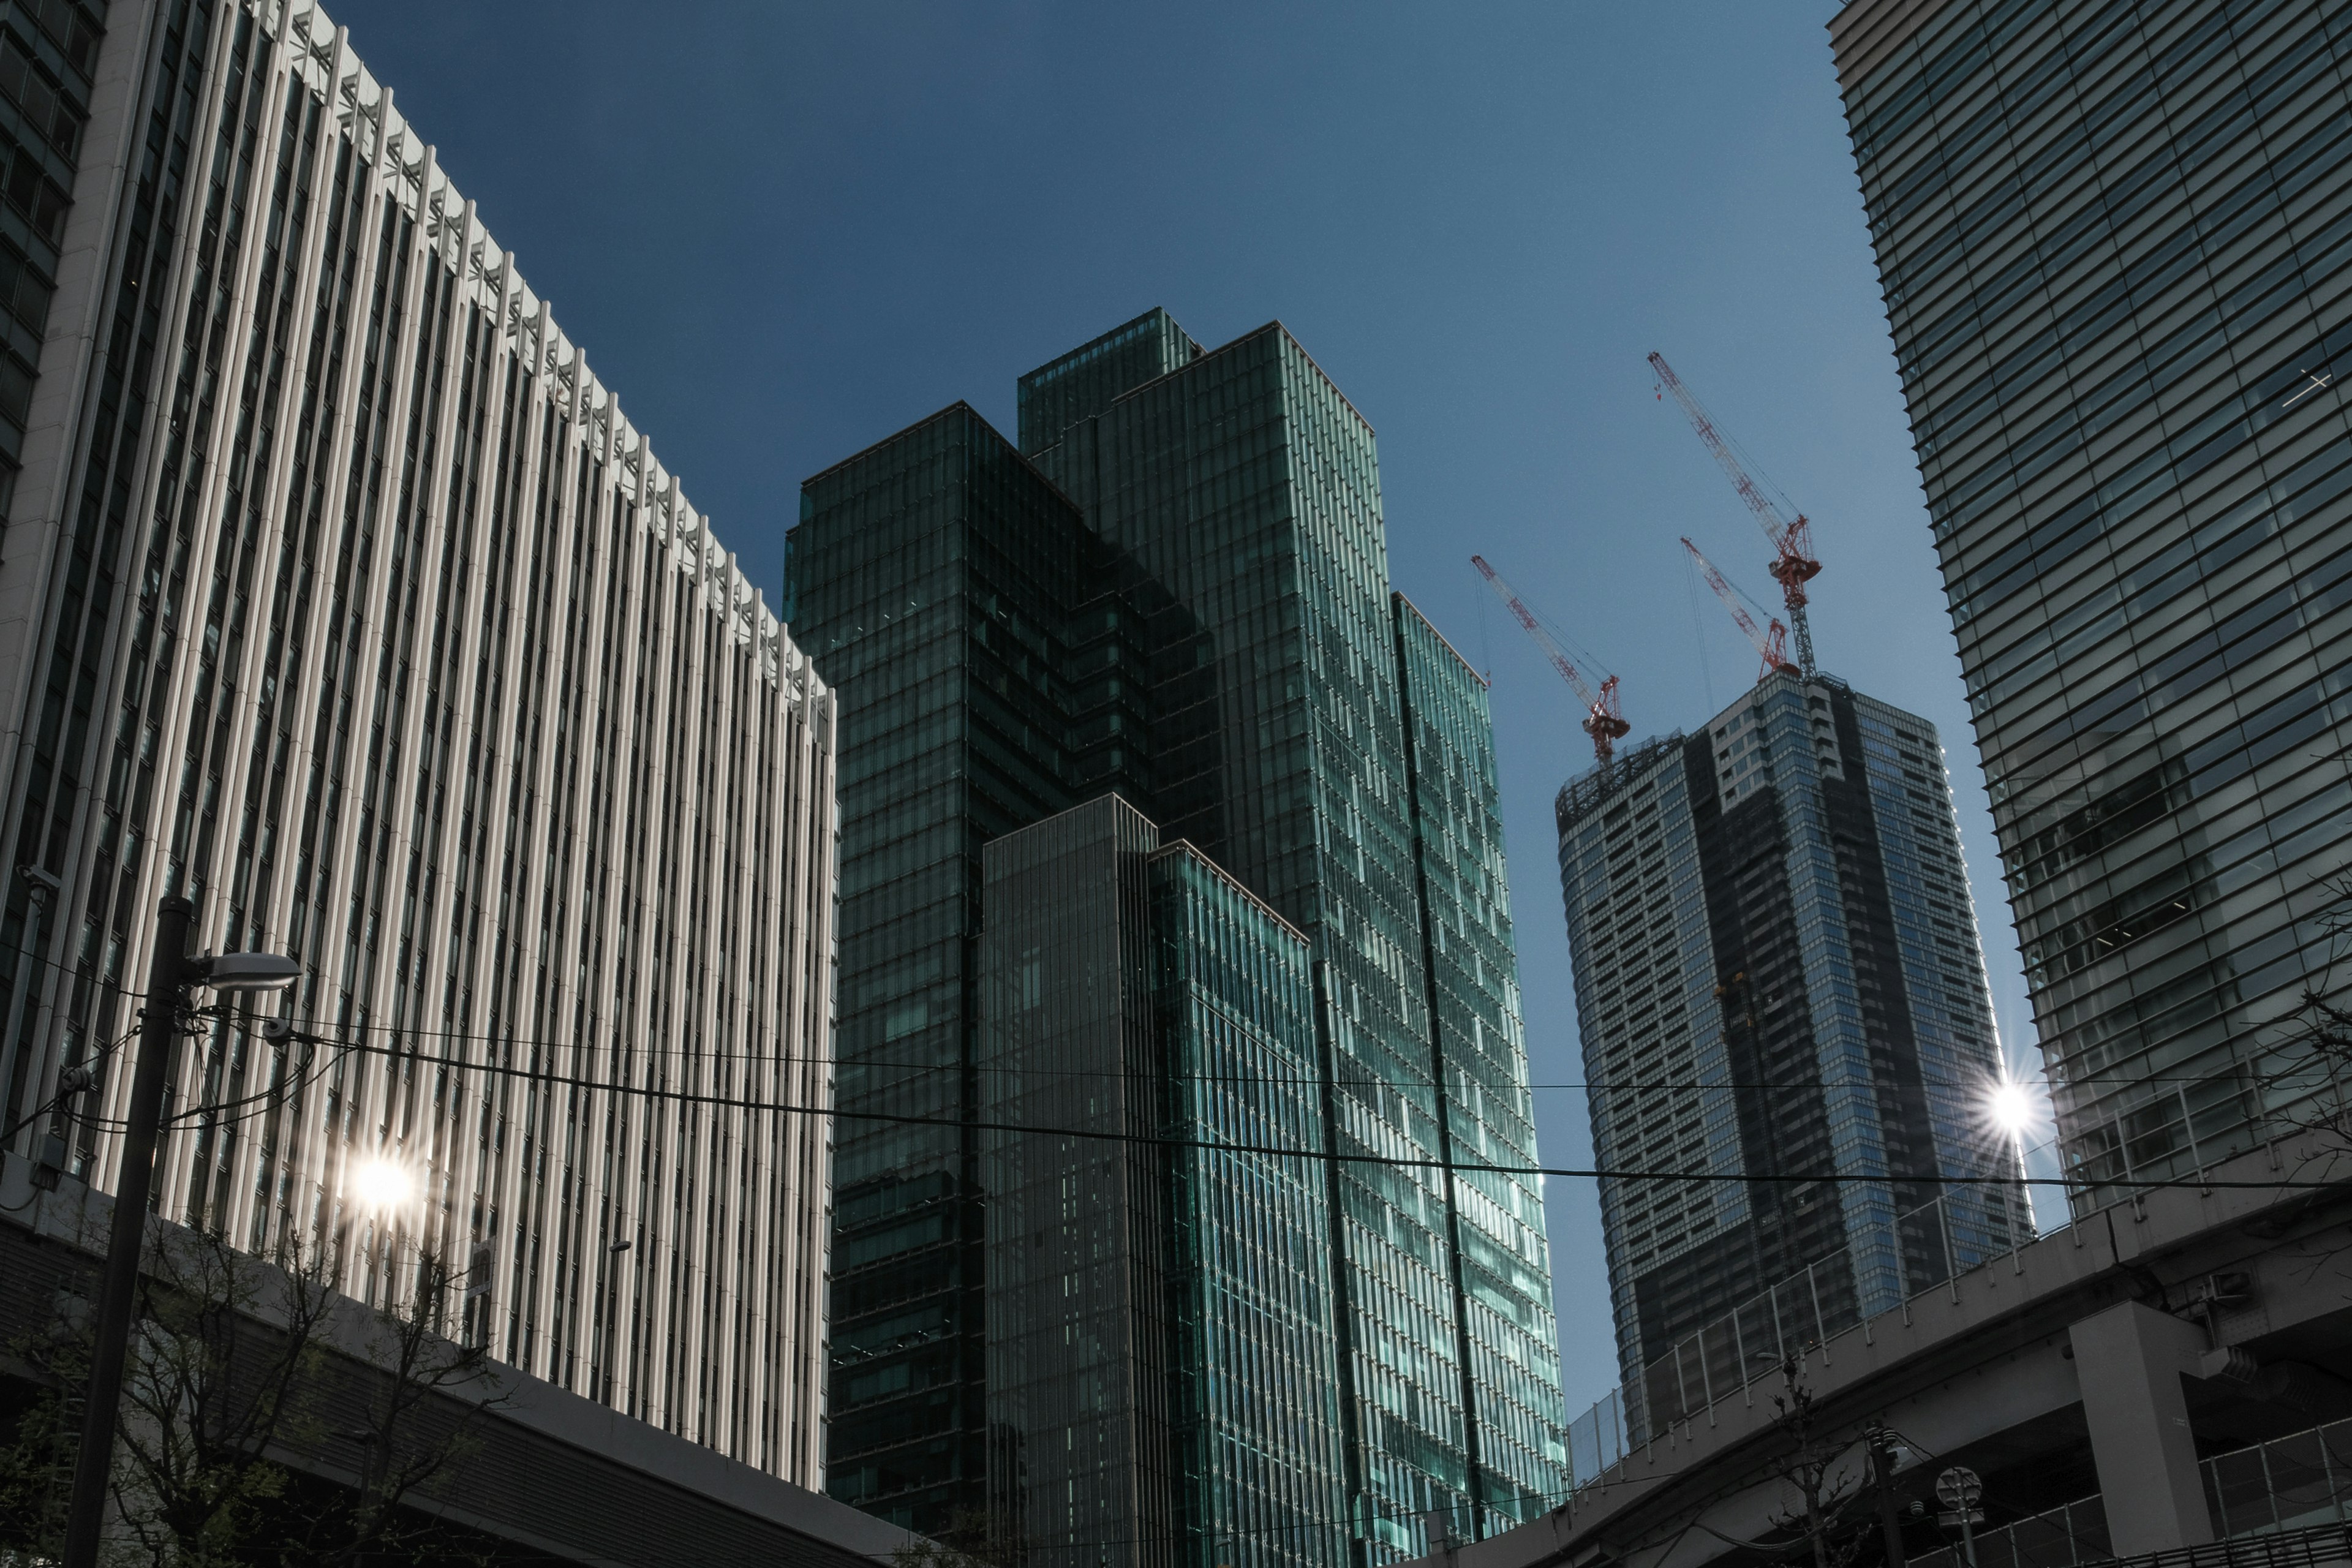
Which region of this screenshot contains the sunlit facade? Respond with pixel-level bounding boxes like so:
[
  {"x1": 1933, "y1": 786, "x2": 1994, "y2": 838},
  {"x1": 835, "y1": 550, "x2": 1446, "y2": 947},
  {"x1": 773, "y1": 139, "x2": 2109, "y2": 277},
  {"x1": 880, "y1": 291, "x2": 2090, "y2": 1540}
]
[
  {"x1": 1834, "y1": 0, "x2": 2352, "y2": 1205},
  {"x1": 1556, "y1": 673, "x2": 2024, "y2": 1441},
  {"x1": 0, "y1": 0, "x2": 838, "y2": 1485}
]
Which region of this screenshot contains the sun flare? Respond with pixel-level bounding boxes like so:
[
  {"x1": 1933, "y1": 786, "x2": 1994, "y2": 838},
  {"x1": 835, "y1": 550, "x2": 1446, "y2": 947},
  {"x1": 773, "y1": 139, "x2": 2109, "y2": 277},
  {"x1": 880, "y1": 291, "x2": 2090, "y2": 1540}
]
[{"x1": 350, "y1": 1156, "x2": 413, "y2": 1212}]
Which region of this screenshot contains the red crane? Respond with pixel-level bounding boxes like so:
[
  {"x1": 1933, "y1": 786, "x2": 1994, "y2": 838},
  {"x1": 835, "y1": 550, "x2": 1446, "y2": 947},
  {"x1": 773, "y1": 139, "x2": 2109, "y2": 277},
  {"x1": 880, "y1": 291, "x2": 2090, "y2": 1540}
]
[
  {"x1": 1682, "y1": 537, "x2": 1796, "y2": 683},
  {"x1": 1471, "y1": 555, "x2": 1630, "y2": 763},
  {"x1": 1649, "y1": 351, "x2": 1822, "y2": 677}
]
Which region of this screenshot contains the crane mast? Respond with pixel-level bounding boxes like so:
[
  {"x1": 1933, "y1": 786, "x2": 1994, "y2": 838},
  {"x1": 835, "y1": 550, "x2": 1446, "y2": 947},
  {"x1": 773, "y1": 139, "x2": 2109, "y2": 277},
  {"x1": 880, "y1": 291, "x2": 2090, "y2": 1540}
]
[
  {"x1": 1470, "y1": 555, "x2": 1630, "y2": 763},
  {"x1": 1682, "y1": 538, "x2": 1796, "y2": 682},
  {"x1": 1649, "y1": 352, "x2": 1822, "y2": 677}
]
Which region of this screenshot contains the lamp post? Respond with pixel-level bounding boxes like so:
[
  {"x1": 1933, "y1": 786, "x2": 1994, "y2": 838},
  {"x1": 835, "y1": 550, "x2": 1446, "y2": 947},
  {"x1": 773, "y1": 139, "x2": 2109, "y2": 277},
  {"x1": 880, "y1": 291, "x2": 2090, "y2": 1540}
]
[{"x1": 60, "y1": 896, "x2": 300, "y2": 1568}]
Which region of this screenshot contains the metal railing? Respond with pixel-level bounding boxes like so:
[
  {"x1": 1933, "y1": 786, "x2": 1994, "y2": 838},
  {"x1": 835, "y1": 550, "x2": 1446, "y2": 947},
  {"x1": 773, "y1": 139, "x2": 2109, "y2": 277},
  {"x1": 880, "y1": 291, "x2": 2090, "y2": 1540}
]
[
  {"x1": 1909, "y1": 1495, "x2": 2109, "y2": 1568},
  {"x1": 2060, "y1": 1079, "x2": 2271, "y2": 1210},
  {"x1": 1915, "y1": 1518, "x2": 2352, "y2": 1568},
  {"x1": 1902, "y1": 1419, "x2": 2352, "y2": 1568},
  {"x1": 1560, "y1": 1184, "x2": 2035, "y2": 1476},
  {"x1": 2204, "y1": 1415, "x2": 2352, "y2": 1541},
  {"x1": 1566, "y1": 1384, "x2": 1631, "y2": 1488}
]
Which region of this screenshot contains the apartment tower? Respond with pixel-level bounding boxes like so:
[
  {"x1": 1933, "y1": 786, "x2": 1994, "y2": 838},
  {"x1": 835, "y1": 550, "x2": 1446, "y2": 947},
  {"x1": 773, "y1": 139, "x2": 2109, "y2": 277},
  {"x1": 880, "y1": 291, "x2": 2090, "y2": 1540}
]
[
  {"x1": 0, "y1": 0, "x2": 839, "y2": 1483},
  {"x1": 1556, "y1": 672, "x2": 2024, "y2": 1441},
  {"x1": 1833, "y1": 0, "x2": 2352, "y2": 1202}
]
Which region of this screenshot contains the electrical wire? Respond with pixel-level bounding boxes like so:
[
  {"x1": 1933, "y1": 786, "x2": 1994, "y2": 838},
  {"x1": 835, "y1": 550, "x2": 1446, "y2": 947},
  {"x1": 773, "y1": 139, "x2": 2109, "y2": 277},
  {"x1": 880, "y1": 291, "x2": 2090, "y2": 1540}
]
[
  {"x1": 166, "y1": 1032, "x2": 333, "y2": 1129},
  {"x1": 119, "y1": 992, "x2": 2261, "y2": 1095},
  {"x1": 0, "y1": 910, "x2": 2288, "y2": 1115},
  {"x1": 263, "y1": 1022, "x2": 2345, "y2": 1195},
  {"x1": 0, "y1": 1023, "x2": 138, "y2": 1144}
]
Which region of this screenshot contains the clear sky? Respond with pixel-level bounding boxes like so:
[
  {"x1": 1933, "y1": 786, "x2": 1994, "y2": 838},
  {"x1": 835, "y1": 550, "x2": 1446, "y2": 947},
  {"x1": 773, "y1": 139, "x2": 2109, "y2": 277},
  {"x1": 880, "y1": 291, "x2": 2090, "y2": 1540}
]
[{"x1": 326, "y1": 0, "x2": 2049, "y2": 1422}]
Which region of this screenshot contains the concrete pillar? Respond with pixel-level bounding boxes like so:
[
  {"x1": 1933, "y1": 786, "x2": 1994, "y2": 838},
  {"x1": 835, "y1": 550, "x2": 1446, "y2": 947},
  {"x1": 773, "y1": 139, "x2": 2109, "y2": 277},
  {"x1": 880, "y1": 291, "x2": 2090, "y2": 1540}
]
[{"x1": 2070, "y1": 1300, "x2": 2214, "y2": 1554}]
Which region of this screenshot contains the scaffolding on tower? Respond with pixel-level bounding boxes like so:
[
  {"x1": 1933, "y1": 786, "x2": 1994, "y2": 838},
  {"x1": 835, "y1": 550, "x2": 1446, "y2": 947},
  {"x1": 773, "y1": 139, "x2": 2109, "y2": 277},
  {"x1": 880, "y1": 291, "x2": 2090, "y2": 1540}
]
[
  {"x1": 1650, "y1": 351, "x2": 1823, "y2": 677},
  {"x1": 1471, "y1": 554, "x2": 1630, "y2": 763}
]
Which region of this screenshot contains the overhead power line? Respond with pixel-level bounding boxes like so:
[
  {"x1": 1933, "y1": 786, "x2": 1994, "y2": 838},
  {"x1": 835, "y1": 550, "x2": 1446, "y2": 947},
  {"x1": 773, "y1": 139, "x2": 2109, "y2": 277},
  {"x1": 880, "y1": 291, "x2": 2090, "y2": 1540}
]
[{"x1": 249, "y1": 1023, "x2": 2340, "y2": 1195}]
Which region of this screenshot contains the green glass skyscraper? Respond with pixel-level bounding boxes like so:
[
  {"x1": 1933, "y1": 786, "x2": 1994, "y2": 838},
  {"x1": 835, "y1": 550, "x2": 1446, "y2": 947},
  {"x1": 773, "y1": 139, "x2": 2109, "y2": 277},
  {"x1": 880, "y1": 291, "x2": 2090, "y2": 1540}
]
[{"x1": 791, "y1": 311, "x2": 1566, "y2": 1566}]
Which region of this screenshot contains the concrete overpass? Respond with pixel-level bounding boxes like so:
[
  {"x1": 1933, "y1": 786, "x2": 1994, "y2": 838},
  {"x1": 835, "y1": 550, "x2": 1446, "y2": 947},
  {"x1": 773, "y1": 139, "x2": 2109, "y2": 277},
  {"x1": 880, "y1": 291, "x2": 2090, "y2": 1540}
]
[{"x1": 1420, "y1": 1134, "x2": 2352, "y2": 1568}]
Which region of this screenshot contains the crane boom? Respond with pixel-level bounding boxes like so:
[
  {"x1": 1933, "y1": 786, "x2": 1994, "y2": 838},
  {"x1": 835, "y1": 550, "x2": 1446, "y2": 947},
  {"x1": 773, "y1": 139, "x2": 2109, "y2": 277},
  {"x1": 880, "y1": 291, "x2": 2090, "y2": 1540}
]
[
  {"x1": 1471, "y1": 555, "x2": 1630, "y2": 763},
  {"x1": 1649, "y1": 351, "x2": 1822, "y2": 676},
  {"x1": 1682, "y1": 538, "x2": 1796, "y2": 682}
]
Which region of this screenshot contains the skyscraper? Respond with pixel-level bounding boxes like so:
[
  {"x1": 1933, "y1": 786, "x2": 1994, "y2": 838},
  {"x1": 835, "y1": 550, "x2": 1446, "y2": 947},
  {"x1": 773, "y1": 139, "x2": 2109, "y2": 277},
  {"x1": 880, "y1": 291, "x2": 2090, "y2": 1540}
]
[
  {"x1": 1831, "y1": 0, "x2": 2352, "y2": 1205},
  {"x1": 1555, "y1": 672, "x2": 2023, "y2": 1439},
  {"x1": 978, "y1": 793, "x2": 1348, "y2": 1568},
  {"x1": 0, "y1": 0, "x2": 839, "y2": 1485},
  {"x1": 791, "y1": 311, "x2": 1567, "y2": 1563}
]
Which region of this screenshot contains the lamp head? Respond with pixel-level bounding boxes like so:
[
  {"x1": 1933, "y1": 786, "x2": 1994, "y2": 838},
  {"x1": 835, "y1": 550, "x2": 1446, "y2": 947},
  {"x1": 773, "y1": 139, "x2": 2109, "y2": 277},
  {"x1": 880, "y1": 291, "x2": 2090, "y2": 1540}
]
[{"x1": 195, "y1": 952, "x2": 303, "y2": 994}]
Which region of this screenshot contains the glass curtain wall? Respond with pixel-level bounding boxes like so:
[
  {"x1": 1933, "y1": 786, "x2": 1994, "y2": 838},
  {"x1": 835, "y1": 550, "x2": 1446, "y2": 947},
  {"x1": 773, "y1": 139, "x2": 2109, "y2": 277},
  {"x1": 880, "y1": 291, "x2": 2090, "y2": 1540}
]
[
  {"x1": 0, "y1": 0, "x2": 99, "y2": 521},
  {"x1": 979, "y1": 796, "x2": 1175, "y2": 1568},
  {"x1": 1834, "y1": 0, "x2": 2352, "y2": 1207},
  {"x1": 1149, "y1": 839, "x2": 1349, "y2": 1568},
  {"x1": 1025, "y1": 315, "x2": 1568, "y2": 1557},
  {"x1": 797, "y1": 309, "x2": 1570, "y2": 1559},
  {"x1": 975, "y1": 792, "x2": 1348, "y2": 1568},
  {"x1": 793, "y1": 404, "x2": 1123, "y2": 1527},
  {"x1": 1392, "y1": 595, "x2": 1566, "y2": 1524}
]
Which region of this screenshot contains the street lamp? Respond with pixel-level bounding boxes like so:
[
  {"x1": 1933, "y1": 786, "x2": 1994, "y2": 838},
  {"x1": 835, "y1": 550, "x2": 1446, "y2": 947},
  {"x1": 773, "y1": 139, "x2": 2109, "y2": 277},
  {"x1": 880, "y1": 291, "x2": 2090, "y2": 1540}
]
[{"x1": 61, "y1": 896, "x2": 300, "y2": 1568}]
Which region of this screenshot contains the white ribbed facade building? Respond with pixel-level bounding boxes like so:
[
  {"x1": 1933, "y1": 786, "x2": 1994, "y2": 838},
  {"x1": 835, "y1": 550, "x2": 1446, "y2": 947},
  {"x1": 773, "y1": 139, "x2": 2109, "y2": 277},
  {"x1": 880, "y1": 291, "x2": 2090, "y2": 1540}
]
[{"x1": 0, "y1": 0, "x2": 837, "y2": 1484}]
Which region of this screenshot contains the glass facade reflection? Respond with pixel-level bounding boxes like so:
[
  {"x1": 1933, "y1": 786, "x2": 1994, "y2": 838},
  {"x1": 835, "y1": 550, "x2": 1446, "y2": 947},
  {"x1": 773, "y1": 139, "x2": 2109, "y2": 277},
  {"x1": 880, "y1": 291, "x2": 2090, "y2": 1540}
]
[
  {"x1": 793, "y1": 404, "x2": 1134, "y2": 1525},
  {"x1": 1027, "y1": 314, "x2": 1568, "y2": 1558},
  {"x1": 1393, "y1": 598, "x2": 1561, "y2": 1525},
  {"x1": 979, "y1": 794, "x2": 1347, "y2": 1568},
  {"x1": 792, "y1": 310, "x2": 1567, "y2": 1561},
  {"x1": 1832, "y1": 0, "x2": 2352, "y2": 1205},
  {"x1": 1555, "y1": 673, "x2": 2024, "y2": 1441}
]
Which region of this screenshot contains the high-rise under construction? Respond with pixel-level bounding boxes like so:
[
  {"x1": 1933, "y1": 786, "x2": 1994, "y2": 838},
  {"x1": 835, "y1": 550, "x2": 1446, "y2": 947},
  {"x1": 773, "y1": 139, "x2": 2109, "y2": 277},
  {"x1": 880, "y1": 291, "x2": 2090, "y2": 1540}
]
[{"x1": 1556, "y1": 669, "x2": 2027, "y2": 1441}]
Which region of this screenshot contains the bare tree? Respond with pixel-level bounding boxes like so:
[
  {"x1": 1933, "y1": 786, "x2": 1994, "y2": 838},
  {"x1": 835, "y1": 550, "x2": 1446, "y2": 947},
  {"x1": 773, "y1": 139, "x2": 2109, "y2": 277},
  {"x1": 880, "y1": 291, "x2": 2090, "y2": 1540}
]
[
  {"x1": 1760, "y1": 1352, "x2": 1875, "y2": 1568},
  {"x1": 2275, "y1": 869, "x2": 2352, "y2": 1133},
  {"x1": 0, "y1": 1215, "x2": 500, "y2": 1566}
]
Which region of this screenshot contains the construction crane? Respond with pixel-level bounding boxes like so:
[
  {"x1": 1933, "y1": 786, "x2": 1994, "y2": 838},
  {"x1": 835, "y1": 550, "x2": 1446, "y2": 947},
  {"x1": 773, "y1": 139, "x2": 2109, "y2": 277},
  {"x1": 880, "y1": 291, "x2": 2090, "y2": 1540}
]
[
  {"x1": 1683, "y1": 537, "x2": 1796, "y2": 682},
  {"x1": 1649, "y1": 351, "x2": 1822, "y2": 677},
  {"x1": 1471, "y1": 554, "x2": 1630, "y2": 763}
]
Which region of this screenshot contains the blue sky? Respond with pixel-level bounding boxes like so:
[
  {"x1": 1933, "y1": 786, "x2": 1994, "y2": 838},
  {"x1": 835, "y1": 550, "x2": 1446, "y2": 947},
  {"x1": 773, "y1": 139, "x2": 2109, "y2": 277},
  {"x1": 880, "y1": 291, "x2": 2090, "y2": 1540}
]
[{"x1": 328, "y1": 0, "x2": 2046, "y2": 1419}]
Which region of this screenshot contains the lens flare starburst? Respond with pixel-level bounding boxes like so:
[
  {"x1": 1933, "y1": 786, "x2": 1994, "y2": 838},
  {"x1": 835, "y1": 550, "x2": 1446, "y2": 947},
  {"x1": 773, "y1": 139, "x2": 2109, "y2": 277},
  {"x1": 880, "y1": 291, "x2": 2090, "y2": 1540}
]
[
  {"x1": 1988, "y1": 1080, "x2": 2037, "y2": 1134},
  {"x1": 350, "y1": 1156, "x2": 413, "y2": 1213}
]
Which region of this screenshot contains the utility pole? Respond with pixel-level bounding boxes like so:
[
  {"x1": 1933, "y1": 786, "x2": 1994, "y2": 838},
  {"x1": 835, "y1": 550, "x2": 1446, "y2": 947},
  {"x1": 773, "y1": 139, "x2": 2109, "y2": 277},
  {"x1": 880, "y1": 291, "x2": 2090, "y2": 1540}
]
[
  {"x1": 61, "y1": 897, "x2": 300, "y2": 1568},
  {"x1": 1870, "y1": 1425, "x2": 1908, "y2": 1568},
  {"x1": 61, "y1": 894, "x2": 194, "y2": 1568}
]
